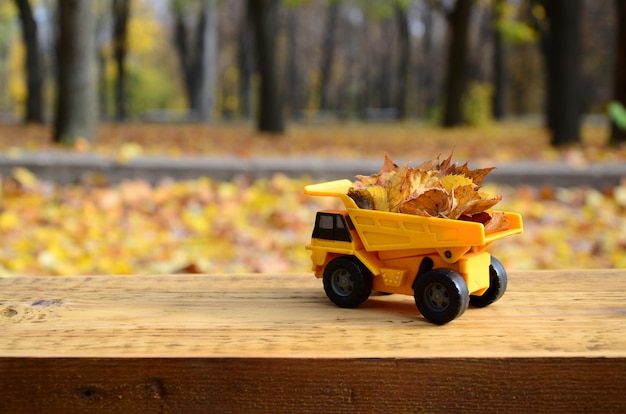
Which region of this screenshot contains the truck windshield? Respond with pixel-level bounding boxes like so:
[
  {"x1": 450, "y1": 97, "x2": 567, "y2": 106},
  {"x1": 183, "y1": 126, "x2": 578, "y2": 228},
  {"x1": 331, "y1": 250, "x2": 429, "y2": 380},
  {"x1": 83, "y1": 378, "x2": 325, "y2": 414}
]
[{"x1": 312, "y1": 213, "x2": 352, "y2": 242}]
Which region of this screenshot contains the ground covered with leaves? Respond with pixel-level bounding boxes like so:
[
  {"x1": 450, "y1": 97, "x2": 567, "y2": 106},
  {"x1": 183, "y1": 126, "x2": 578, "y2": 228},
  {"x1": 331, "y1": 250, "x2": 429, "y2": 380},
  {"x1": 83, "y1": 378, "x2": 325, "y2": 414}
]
[
  {"x1": 0, "y1": 122, "x2": 625, "y2": 276},
  {"x1": 1, "y1": 121, "x2": 625, "y2": 162}
]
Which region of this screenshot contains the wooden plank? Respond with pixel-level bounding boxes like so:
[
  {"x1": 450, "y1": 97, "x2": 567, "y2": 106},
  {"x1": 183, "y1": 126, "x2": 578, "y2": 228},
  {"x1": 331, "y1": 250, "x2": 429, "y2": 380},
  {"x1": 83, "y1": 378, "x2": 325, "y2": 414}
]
[
  {"x1": 1, "y1": 270, "x2": 626, "y2": 358},
  {"x1": 1, "y1": 270, "x2": 626, "y2": 412},
  {"x1": 1, "y1": 358, "x2": 624, "y2": 413}
]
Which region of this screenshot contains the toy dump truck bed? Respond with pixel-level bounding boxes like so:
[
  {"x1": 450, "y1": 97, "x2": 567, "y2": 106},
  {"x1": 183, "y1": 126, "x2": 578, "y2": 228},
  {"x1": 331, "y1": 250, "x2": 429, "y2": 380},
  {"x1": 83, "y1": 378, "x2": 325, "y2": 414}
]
[{"x1": 304, "y1": 179, "x2": 523, "y2": 252}]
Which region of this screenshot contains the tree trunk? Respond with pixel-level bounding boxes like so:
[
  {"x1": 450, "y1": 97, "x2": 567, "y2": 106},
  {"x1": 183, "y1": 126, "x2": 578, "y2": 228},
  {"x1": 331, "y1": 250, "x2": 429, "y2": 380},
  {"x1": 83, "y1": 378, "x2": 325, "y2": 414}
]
[
  {"x1": 173, "y1": 0, "x2": 218, "y2": 121},
  {"x1": 238, "y1": 1, "x2": 254, "y2": 119},
  {"x1": 442, "y1": 0, "x2": 474, "y2": 127},
  {"x1": 540, "y1": 0, "x2": 582, "y2": 146},
  {"x1": 319, "y1": 1, "x2": 340, "y2": 113},
  {"x1": 98, "y1": 49, "x2": 108, "y2": 119},
  {"x1": 379, "y1": 19, "x2": 394, "y2": 109},
  {"x1": 198, "y1": 0, "x2": 218, "y2": 121},
  {"x1": 285, "y1": 8, "x2": 298, "y2": 117},
  {"x1": 113, "y1": 0, "x2": 130, "y2": 122},
  {"x1": 14, "y1": 0, "x2": 44, "y2": 123},
  {"x1": 395, "y1": 3, "x2": 410, "y2": 120},
  {"x1": 492, "y1": 0, "x2": 505, "y2": 120},
  {"x1": 611, "y1": 0, "x2": 626, "y2": 144},
  {"x1": 249, "y1": 0, "x2": 284, "y2": 134},
  {"x1": 173, "y1": 11, "x2": 193, "y2": 107},
  {"x1": 419, "y1": 6, "x2": 436, "y2": 116},
  {"x1": 53, "y1": 0, "x2": 97, "y2": 144}
]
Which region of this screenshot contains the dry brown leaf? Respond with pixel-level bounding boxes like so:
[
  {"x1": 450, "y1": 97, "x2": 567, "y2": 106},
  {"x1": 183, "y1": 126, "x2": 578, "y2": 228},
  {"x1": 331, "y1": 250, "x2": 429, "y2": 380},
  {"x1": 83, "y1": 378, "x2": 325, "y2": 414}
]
[
  {"x1": 381, "y1": 153, "x2": 400, "y2": 174},
  {"x1": 447, "y1": 184, "x2": 482, "y2": 219},
  {"x1": 400, "y1": 187, "x2": 451, "y2": 217},
  {"x1": 461, "y1": 194, "x2": 502, "y2": 217},
  {"x1": 436, "y1": 152, "x2": 455, "y2": 174},
  {"x1": 483, "y1": 212, "x2": 510, "y2": 233},
  {"x1": 354, "y1": 175, "x2": 378, "y2": 186},
  {"x1": 415, "y1": 157, "x2": 440, "y2": 171},
  {"x1": 448, "y1": 185, "x2": 502, "y2": 219},
  {"x1": 459, "y1": 212, "x2": 492, "y2": 225}
]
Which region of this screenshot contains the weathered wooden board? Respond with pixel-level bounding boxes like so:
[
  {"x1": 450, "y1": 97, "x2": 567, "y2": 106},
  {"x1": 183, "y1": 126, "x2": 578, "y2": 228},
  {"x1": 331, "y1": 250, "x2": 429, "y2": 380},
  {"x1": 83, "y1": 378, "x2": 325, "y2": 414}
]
[
  {"x1": 1, "y1": 270, "x2": 625, "y2": 412},
  {"x1": 2, "y1": 270, "x2": 625, "y2": 358}
]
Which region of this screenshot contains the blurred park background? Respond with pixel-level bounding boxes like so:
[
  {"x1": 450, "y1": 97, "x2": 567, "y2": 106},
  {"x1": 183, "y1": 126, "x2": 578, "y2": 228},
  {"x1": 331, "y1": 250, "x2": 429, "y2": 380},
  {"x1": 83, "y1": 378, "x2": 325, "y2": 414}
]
[{"x1": 0, "y1": 0, "x2": 625, "y2": 276}]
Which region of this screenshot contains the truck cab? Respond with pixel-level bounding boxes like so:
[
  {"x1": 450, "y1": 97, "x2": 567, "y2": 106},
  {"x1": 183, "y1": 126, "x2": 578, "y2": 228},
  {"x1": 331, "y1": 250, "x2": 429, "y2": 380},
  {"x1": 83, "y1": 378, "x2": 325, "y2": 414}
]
[{"x1": 312, "y1": 212, "x2": 353, "y2": 243}]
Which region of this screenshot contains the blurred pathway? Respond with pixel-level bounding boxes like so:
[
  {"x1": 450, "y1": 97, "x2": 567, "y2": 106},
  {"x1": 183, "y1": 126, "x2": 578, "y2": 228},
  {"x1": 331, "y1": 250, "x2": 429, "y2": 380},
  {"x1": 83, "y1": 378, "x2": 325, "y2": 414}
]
[{"x1": 0, "y1": 152, "x2": 624, "y2": 188}]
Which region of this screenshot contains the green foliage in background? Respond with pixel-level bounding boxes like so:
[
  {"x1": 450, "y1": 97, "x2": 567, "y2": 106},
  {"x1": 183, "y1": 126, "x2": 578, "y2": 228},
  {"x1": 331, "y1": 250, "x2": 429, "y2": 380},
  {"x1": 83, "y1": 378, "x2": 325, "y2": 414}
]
[
  {"x1": 496, "y1": 0, "x2": 537, "y2": 45},
  {"x1": 608, "y1": 101, "x2": 626, "y2": 130},
  {"x1": 125, "y1": 62, "x2": 183, "y2": 117}
]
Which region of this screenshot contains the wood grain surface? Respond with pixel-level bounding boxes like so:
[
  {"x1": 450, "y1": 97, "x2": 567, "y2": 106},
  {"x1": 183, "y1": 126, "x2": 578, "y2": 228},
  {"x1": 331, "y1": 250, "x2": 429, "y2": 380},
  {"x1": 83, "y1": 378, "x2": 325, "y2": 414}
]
[
  {"x1": 1, "y1": 270, "x2": 625, "y2": 412},
  {"x1": 2, "y1": 270, "x2": 625, "y2": 358}
]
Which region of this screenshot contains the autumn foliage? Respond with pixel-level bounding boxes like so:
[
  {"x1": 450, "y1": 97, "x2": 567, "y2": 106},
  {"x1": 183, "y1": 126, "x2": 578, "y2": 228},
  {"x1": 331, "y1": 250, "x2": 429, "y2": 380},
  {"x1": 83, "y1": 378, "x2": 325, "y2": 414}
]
[
  {"x1": 0, "y1": 123, "x2": 625, "y2": 276},
  {"x1": 0, "y1": 169, "x2": 312, "y2": 276}
]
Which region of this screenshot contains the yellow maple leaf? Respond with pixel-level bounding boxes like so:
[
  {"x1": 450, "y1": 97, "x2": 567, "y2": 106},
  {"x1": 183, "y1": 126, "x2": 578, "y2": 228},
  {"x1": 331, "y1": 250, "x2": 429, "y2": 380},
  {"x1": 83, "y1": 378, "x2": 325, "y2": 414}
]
[
  {"x1": 386, "y1": 164, "x2": 410, "y2": 212},
  {"x1": 348, "y1": 185, "x2": 389, "y2": 211},
  {"x1": 407, "y1": 169, "x2": 440, "y2": 195},
  {"x1": 440, "y1": 174, "x2": 475, "y2": 193},
  {"x1": 449, "y1": 162, "x2": 496, "y2": 185}
]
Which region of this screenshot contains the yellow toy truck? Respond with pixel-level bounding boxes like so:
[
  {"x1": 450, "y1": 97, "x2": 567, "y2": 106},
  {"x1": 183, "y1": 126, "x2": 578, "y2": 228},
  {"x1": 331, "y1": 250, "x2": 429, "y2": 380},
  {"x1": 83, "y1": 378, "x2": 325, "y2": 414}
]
[{"x1": 305, "y1": 179, "x2": 523, "y2": 325}]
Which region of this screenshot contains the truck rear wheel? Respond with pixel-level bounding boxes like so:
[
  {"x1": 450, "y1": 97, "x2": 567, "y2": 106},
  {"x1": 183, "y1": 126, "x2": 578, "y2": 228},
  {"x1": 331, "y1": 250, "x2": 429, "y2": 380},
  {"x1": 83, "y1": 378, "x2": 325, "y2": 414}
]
[
  {"x1": 414, "y1": 268, "x2": 469, "y2": 325},
  {"x1": 323, "y1": 257, "x2": 372, "y2": 308},
  {"x1": 470, "y1": 256, "x2": 508, "y2": 308}
]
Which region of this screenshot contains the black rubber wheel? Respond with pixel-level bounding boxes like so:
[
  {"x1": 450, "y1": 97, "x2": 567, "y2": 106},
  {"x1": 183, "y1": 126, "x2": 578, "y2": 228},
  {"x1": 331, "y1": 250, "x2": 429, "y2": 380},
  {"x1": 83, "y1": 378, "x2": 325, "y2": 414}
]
[
  {"x1": 323, "y1": 256, "x2": 372, "y2": 308},
  {"x1": 414, "y1": 268, "x2": 469, "y2": 325},
  {"x1": 470, "y1": 256, "x2": 508, "y2": 308}
]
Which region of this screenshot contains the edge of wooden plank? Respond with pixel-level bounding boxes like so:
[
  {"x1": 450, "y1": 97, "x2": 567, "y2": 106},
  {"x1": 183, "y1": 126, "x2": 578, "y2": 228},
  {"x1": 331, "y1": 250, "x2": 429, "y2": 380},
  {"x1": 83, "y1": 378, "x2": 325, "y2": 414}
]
[{"x1": 1, "y1": 357, "x2": 625, "y2": 413}]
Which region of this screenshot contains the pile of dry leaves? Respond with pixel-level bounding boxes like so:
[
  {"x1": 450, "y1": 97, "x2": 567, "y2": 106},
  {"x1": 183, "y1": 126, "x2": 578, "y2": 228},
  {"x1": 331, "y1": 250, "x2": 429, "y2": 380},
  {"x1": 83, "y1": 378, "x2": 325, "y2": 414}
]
[{"x1": 348, "y1": 154, "x2": 508, "y2": 232}]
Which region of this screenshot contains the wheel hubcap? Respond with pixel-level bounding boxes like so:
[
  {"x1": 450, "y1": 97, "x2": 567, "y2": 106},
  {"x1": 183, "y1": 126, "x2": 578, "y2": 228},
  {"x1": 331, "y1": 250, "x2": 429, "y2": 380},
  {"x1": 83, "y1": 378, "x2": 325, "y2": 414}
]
[
  {"x1": 332, "y1": 269, "x2": 354, "y2": 296},
  {"x1": 425, "y1": 282, "x2": 450, "y2": 310}
]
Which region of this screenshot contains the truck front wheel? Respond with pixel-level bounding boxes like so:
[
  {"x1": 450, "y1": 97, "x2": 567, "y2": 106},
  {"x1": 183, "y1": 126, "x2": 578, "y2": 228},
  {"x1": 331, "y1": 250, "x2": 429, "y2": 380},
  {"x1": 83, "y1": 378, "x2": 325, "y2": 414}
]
[
  {"x1": 323, "y1": 257, "x2": 372, "y2": 308},
  {"x1": 414, "y1": 268, "x2": 469, "y2": 325}
]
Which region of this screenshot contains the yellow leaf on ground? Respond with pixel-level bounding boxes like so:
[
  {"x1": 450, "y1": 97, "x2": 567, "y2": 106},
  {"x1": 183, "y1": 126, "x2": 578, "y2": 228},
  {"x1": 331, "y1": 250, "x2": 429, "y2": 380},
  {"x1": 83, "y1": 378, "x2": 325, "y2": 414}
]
[
  {"x1": 117, "y1": 142, "x2": 144, "y2": 163},
  {"x1": 11, "y1": 167, "x2": 37, "y2": 188},
  {"x1": 0, "y1": 211, "x2": 21, "y2": 231}
]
